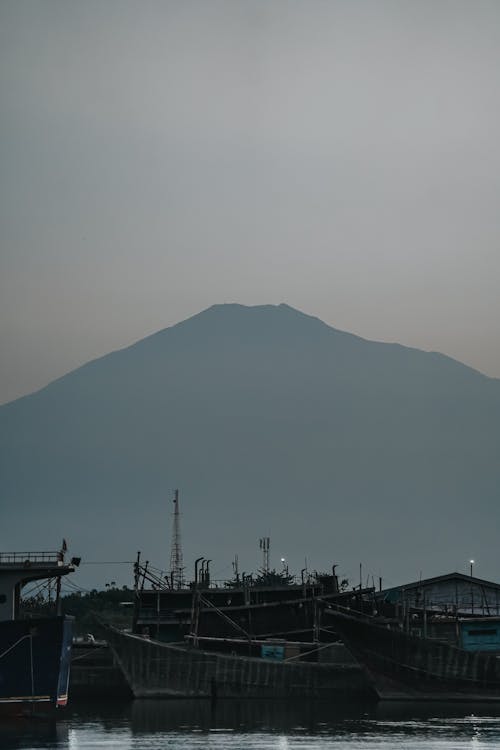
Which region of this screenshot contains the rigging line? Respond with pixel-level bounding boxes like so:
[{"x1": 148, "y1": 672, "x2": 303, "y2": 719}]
[
  {"x1": 60, "y1": 587, "x2": 92, "y2": 596},
  {"x1": 143, "y1": 563, "x2": 167, "y2": 572},
  {"x1": 285, "y1": 642, "x2": 337, "y2": 662},
  {"x1": 61, "y1": 584, "x2": 97, "y2": 595},
  {"x1": 24, "y1": 577, "x2": 52, "y2": 593},
  {"x1": 0, "y1": 634, "x2": 31, "y2": 660},
  {"x1": 80, "y1": 561, "x2": 134, "y2": 565},
  {"x1": 71, "y1": 647, "x2": 107, "y2": 662},
  {"x1": 197, "y1": 594, "x2": 251, "y2": 641},
  {"x1": 62, "y1": 577, "x2": 90, "y2": 589},
  {"x1": 22, "y1": 580, "x2": 52, "y2": 599},
  {"x1": 25, "y1": 577, "x2": 53, "y2": 592}
]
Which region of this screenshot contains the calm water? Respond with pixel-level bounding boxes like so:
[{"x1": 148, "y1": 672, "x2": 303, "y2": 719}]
[{"x1": 3, "y1": 699, "x2": 500, "y2": 749}]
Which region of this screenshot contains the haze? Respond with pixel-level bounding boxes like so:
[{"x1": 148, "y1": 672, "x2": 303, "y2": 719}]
[{"x1": 1, "y1": 0, "x2": 500, "y2": 405}]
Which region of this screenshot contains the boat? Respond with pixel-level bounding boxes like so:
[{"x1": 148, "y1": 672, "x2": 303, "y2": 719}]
[
  {"x1": 70, "y1": 634, "x2": 132, "y2": 698},
  {"x1": 103, "y1": 623, "x2": 369, "y2": 699},
  {"x1": 138, "y1": 492, "x2": 372, "y2": 644},
  {"x1": 326, "y1": 605, "x2": 500, "y2": 701},
  {"x1": 134, "y1": 559, "x2": 370, "y2": 644},
  {"x1": 133, "y1": 532, "x2": 375, "y2": 645},
  {"x1": 0, "y1": 546, "x2": 77, "y2": 716},
  {"x1": 105, "y1": 494, "x2": 372, "y2": 698},
  {"x1": 101, "y1": 555, "x2": 374, "y2": 698}
]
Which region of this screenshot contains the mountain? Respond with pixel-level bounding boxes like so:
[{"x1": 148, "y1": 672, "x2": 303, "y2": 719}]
[{"x1": 1, "y1": 303, "x2": 499, "y2": 589}]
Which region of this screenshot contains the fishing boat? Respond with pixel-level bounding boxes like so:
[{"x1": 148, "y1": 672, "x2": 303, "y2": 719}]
[
  {"x1": 101, "y1": 553, "x2": 375, "y2": 698},
  {"x1": 134, "y1": 554, "x2": 368, "y2": 643},
  {"x1": 0, "y1": 546, "x2": 77, "y2": 716},
  {"x1": 104, "y1": 622, "x2": 368, "y2": 699},
  {"x1": 133, "y1": 500, "x2": 372, "y2": 645},
  {"x1": 326, "y1": 605, "x2": 500, "y2": 701},
  {"x1": 106, "y1": 492, "x2": 371, "y2": 698}
]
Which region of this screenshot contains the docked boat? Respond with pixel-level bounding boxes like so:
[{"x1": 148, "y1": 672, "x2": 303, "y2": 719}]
[
  {"x1": 105, "y1": 492, "x2": 372, "y2": 698},
  {"x1": 326, "y1": 605, "x2": 500, "y2": 701},
  {"x1": 137, "y1": 491, "x2": 371, "y2": 644},
  {"x1": 134, "y1": 556, "x2": 369, "y2": 644},
  {"x1": 0, "y1": 546, "x2": 77, "y2": 716},
  {"x1": 101, "y1": 554, "x2": 373, "y2": 698},
  {"x1": 104, "y1": 623, "x2": 368, "y2": 699}
]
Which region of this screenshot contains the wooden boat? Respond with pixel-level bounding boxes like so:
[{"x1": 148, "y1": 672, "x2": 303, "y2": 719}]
[
  {"x1": 326, "y1": 606, "x2": 500, "y2": 701},
  {"x1": 133, "y1": 549, "x2": 376, "y2": 646},
  {"x1": 120, "y1": 523, "x2": 372, "y2": 698},
  {"x1": 134, "y1": 503, "x2": 370, "y2": 645},
  {"x1": 103, "y1": 623, "x2": 368, "y2": 699}
]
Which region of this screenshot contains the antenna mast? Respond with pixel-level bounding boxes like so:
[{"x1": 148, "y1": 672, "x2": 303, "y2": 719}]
[
  {"x1": 259, "y1": 537, "x2": 270, "y2": 574},
  {"x1": 169, "y1": 489, "x2": 184, "y2": 588}
]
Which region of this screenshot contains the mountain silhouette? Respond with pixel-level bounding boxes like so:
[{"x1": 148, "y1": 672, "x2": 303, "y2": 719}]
[{"x1": 1, "y1": 303, "x2": 499, "y2": 589}]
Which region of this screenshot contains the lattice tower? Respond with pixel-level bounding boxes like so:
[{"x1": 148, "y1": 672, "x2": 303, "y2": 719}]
[
  {"x1": 259, "y1": 536, "x2": 270, "y2": 574},
  {"x1": 169, "y1": 489, "x2": 184, "y2": 588}
]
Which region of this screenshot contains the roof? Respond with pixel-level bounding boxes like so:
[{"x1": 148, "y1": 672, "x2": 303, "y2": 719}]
[{"x1": 380, "y1": 572, "x2": 500, "y2": 598}]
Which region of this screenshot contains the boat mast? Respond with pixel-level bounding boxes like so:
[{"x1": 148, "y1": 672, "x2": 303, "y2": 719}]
[{"x1": 169, "y1": 489, "x2": 184, "y2": 589}]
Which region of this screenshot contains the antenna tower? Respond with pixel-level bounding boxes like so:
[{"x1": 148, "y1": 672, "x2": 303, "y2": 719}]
[
  {"x1": 259, "y1": 537, "x2": 270, "y2": 574},
  {"x1": 169, "y1": 489, "x2": 184, "y2": 588}
]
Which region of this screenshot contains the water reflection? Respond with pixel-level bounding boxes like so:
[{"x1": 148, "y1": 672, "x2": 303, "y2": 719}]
[
  {"x1": 5, "y1": 699, "x2": 500, "y2": 749},
  {"x1": 128, "y1": 697, "x2": 500, "y2": 735},
  {"x1": 0, "y1": 718, "x2": 68, "y2": 749},
  {"x1": 130, "y1": 697, "x2": 378, "y2": 733}
]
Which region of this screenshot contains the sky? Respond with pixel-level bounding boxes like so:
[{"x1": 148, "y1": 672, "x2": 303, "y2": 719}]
[{"x1": 1, "y1": 0, "x2": 500, "y2": 406}]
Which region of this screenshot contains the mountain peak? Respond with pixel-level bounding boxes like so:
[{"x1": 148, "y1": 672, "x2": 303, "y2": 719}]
[
  {"x1": 200, "y1": 302, "x2": 310, "y2": 317},
  {"x1": 173, "y1": 301, "x2": 338, "y2": 335}
]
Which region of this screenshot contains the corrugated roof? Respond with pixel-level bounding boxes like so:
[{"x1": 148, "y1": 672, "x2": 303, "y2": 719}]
[{"x1": 380, "y1": 572, "x2": 500, "y2": 597}]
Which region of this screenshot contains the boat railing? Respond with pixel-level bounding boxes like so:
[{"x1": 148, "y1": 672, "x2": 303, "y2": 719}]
[
  {"x1": 323, "y1": 601, "x2": 383, "y2": 624},
  {"x1": 0, "y1": 551, "x2": 61, "y2": 564}
]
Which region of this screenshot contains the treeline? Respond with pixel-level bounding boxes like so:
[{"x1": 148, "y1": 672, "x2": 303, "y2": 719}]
[{"x1": 21, "y1": 586, "x2": 135, "y2": 635}]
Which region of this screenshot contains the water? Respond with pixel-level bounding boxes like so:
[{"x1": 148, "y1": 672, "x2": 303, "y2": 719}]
[{"x1": 3, "y1": 699, "x2": 500, "y2": 749}]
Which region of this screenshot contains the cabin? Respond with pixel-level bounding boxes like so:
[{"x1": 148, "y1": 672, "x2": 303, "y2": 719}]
[
  {"x1": 0, "y1": 550, "x2": 76, "y2": 621},
  {"x1": 379, "y1": 572, "x2": 500, "y2": 617},
  {"x1": 377, "y1": 572, "x2": 500, "y2": 650}
]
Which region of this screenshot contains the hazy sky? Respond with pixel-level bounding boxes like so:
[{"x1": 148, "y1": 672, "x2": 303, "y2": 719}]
[{"x1": 1, "y1": 0, "x2": 500, "y2": 405}]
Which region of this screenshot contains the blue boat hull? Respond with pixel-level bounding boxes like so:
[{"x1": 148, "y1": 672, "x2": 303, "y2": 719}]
[{"x1": 0, "y1": 616, "x2": 73, "y2": 715}]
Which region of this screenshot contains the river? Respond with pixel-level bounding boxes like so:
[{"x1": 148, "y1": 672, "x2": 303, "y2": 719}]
[{"x1": 3, "y1": 699, "x2": 500, "y2": 749}]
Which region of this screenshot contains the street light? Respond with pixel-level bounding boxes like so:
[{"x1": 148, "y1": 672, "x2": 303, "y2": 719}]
[{"x1": 470, "y1": 559, "x2": 475, "y2": 578}]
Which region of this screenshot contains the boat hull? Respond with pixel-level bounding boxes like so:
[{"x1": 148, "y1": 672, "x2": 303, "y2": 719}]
[
  {"x1": 105, "y1": 626, "x2": 368, "y2": 699},
  {"x1": 327, "y1": 608, "x2": 500, "y2": 702},
  {"x1": 0, "y1": 616, "x2": 73, "y2": 716}
]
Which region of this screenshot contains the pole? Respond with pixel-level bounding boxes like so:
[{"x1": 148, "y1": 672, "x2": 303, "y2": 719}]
[
  {"x1": 55, "y1": 576, "x2": 62, "y2": 616},
  {"x1": 470, "y1": 559, "x2": 475, "y2": 615}
]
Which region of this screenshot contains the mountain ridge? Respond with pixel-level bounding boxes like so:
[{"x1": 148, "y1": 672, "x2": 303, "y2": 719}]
[
  {"x1": 2, "y1": 303, "x2": 494, "y2": 410},
  {"x1": 1, "y1": 303, "x2": 498, "y2": 589}
]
